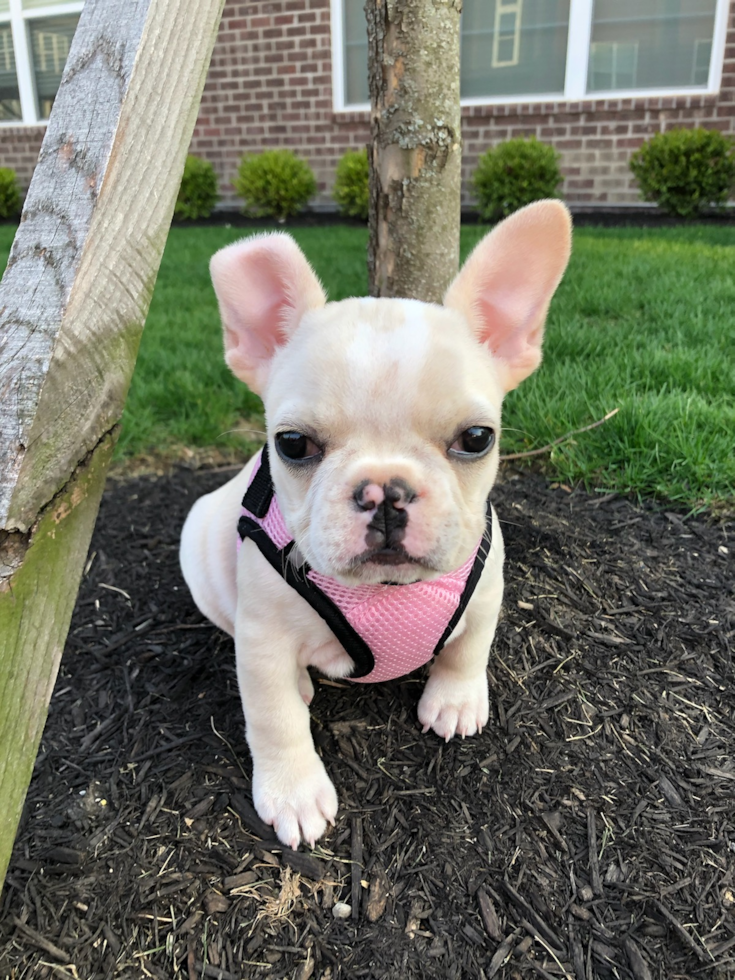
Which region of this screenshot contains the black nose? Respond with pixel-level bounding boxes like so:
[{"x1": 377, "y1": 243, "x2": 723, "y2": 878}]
[
  {"x1": 362, "y1": 482, "x2": 414, "y2": 550},
  {"x1": 353, "y1": 478, "x2": 416, "y2": 513}
]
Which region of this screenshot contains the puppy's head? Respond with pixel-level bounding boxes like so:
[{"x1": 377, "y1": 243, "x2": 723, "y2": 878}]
[{"x1": 211, "y1": 201, "x2": 571, "y2": 585}]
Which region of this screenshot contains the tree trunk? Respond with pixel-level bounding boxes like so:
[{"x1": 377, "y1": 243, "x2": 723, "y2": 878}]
[{"x1": 365, "y1": 0, "x2": 462, "y2": 303}]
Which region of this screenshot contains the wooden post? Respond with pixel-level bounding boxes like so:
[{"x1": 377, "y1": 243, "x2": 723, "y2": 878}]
[
  {"x1": 365, "y1": 0, "x2": 462, "y2": 302},
  {"x1": 0, "y1": 0, "x2": 224, "y2": 888}
]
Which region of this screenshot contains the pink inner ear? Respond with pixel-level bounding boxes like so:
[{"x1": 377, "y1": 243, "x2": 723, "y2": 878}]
[
  {"x1": 211, "y1": 233, "x2": 326, "y2": 393},
  {"x1": 221, "y1": 262, "x2": 294, "y2": 391},
  {"x1": 444, "y1": 201, "x2": 572, "y2": 391},
  {"x1": 224, "y1": 319, "x2": 269, "y2": 368},
  {"x1": 476, "y1": 291, "x2": 543, "y2": 360},
  {"x1": 474, "y1": 290, "x2": 547, "y2": 391},
  {"x1": 225, "y1": 253, "x2": 295, "y2": 351},
  {"x1": 223, "y1": 273, "x2": 290, "y2": 362}
]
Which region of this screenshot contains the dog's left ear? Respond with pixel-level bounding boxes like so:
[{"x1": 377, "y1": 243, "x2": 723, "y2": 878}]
[{"x1": 444, "y1": 200, "x2": 572, "y2": 392}]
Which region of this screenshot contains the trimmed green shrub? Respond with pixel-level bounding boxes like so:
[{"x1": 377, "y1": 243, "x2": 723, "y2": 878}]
[
  {"x1": 0, "y1": 168, "x2": 21, "y2": 219},
  {"x1": 234, "y1": 149, "x2": 317, "y2": 222},
  {"x1": 629, "y1": 127, "x2": 735, "y2": 218},
  {"x1": 333, "y1": 148, "x2": 369, "y2": 220},
  {"x1": 174, "y1": 155, "x2": 219, "y2": 221},
  {"x1": 471, "y1": 137, "x2": 563, "y2": 222}
]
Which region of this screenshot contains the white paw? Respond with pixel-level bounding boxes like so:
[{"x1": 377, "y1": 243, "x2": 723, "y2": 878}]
[
  {"x1": 418, "y1": 669, "x2": 489, "y2": 741},
  {"x1": 252, "y1": 751, "x2": 338, "y2": 849}
]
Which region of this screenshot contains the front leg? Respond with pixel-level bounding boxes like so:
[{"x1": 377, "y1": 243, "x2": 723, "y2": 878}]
[
  {"x1": 417, "y1": 625, "x2": 494, "y2": 740},
  {"x1": 235, "y1": 556, "x2": 337, "y2": 848},
  {"x1": 418, "y1": 515, "x2": 504, "y2": 741}
]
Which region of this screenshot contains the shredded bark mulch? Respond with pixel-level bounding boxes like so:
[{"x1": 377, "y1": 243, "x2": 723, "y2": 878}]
[{"x1": 1, "y1": 466, "x2": 733, "y2": 980}]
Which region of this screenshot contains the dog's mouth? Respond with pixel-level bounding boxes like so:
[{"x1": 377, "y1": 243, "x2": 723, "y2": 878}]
[
  {"x1": 352, "y1": 545, "x2": 418, "y2": 568},
  {"x1": 347, "y1": 546, "x2": 438, "y2": 584},
  {"x1": 364, "y1": 547, "x2": 417, "y2": 567}
]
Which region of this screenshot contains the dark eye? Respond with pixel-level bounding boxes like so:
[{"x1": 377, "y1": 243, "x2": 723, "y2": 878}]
[
  {"x1": 275, "y1": 431, "x2": 321, "y2": 463},
  {"x1": 450, "y1": 426, "x2": 495, "y2": 458}
]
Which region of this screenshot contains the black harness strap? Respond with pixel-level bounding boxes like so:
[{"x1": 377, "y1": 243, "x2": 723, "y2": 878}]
[
  {"x1": 434, "y1": 499, "x2": 494, "y2": 653},
  {"x1": 241, "y1": 443, "x2": 274, "y2": 518},
  {"x1": 237, "y1": 510, "x2": 376, "y2": 679},
  {"x1": 238, "y1": 451, "x2": 494, "y2": 680}
]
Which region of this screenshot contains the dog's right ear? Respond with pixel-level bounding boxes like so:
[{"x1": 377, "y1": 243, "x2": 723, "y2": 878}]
[{"x1": 210, "y1": 233, "x2": 327, "y2": 394}]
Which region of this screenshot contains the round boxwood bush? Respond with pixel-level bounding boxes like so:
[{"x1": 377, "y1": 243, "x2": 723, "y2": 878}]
[
  {"x1": 333, "y1": 148, "x2": 369, "y2": 220},
  {"x1": 471, "y1": 137, "x2": 563, "y2": 222},
  {"x1": 0, "y1": 167, "x2": 21, "y2": 219},
  {"x1": 629, "y1": 127, "x2": 735, "y2": 218},
  {"x1": 174, "y1": 155, "x2": 219, "y2": 221},
  {"x1": 234, "y1": 149, "x2": 317, "y2": 222}
]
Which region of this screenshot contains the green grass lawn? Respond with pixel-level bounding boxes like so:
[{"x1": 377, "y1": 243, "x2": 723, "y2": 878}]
[{"x1": 1, "y1": 220, "x2": 733, "y2": 509}]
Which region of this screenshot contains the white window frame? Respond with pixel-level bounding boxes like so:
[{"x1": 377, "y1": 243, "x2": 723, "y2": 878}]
[
  {"x1": 0, "y1": 0, "x2": 83, "y2": 127},
  {"x1": 492, "y1": 0, "x2": 522, "y2": 69},
  {"x1": 330, "y1": 0, "x2": 731, "y2": 112}
]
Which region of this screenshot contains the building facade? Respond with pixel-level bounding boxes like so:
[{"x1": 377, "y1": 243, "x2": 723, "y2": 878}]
[{"x1": 1, "y1": 0, "x2": 734, "y2": 212}]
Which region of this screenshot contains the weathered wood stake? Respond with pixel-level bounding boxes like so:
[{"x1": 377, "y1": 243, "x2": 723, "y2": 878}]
[
  {"x1": 0, "y1": 0, "x2": 224, "y2": 889},
  {"x1": 365, "y1": 0, "x2": 462, "y2": 302}
]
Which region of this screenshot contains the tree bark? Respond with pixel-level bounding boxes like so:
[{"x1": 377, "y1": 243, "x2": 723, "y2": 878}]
[{"x1": 365, "y1": 0, "x2": 462, "y2": 302}]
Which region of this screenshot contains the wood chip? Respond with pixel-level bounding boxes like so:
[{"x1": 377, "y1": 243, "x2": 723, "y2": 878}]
[
  {"x1": 351, "y1": 815, "x2": 363, "y2": 921},
  {"x1": 487, "y1": 930, "x2": 521, "y2": 980},
  {"x1": 477, "y1": 888, "x2": 502, "y2": 941},
  {"x1": 587, "y1": 809, "x2": 604, "y2": 897},
  {"x1": 624, "y1": 937, "x2": 653, "y2": 980},
  {"x1": 203, "y1": 891, "x2": 230, "y2": 915},
  {"x1": 366, "y1": 866, "x2": 390, "y2": 923}
]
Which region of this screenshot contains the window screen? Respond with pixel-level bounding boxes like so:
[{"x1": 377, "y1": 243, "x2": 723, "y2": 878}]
[
  {"x1": 23, "y1": 0, "x2": 75, "y2": 9},
  {"x1": 461, "y1": 0, "x2": 570, "y2": 98},
  {"x1": 343, "y1": 0, "x2": 368, "y2": 106},
  {"x1": 29, "y1": 14, "x2": 79, "y2": 119},
  {"x1": 342, "y1": 0, "x2": 572, "y2": 105},
  {"x1": 0, "y1": 24, "x2": 21, "y2": 121},
  {"x1": 588, "y1": 0, "x2": 718, "y2": 92}
]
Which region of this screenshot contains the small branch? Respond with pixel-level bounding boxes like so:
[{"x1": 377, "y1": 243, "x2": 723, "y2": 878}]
[{"x1": 500, "y1": 408, "x2": 620, "y2": 462}]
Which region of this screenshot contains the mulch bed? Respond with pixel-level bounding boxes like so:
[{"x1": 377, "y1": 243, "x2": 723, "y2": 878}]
[{"x1": 1, "y1": 465, "x2": 733, "y2": 980}]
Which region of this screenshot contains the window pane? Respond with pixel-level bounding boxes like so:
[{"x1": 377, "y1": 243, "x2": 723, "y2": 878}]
[
  {"x1": 0, "y1": 23, "x2": 22, "y2": 121},
  {"x1": 461, "y1": 0, "x2": 570, "y2": 98},
  {"x1": 693, "y1": 38, "x2": 712, "y2": 86},
  {"x1": 588, "y1": 0, "x2": 718, "y2": 92},
  {"x1": 23, "y1": 0, "x2": 76, "y2": 9},
  {"x1": 343, "y1": 0, "x2": 368, "y2": 105},
  {"x1": 0, "y1": 0, "x2": 9, "y2": 14},
  {"x1": 29, "y1": 13, "x2": 79, "y2": 119},
  {"x1": 341, "y1": 0, "x2": 572, "y2": 106}
]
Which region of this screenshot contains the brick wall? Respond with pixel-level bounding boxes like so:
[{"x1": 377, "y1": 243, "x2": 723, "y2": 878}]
[
  {"x1": 461, "y1": 79, "x2": 735, "y2": 208},
  {"x1": 2, "y1": 2, "x2": 734, "y2": 211},
  {"x1": 189, "y1": 0, "x2": 369, "y2": 211},
  {"x1": 0, "y1": 128, "x2": 44, "y2": 200}
]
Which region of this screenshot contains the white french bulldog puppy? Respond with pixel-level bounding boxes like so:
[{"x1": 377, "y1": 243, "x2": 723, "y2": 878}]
[{"x1": 180, "y1": 200, "x2": 572, "y2": 849}]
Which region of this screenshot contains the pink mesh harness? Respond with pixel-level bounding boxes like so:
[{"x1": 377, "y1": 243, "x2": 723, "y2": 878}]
[{"x1": 237, "y1": 447, "x2": 493, "y2": 683}]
